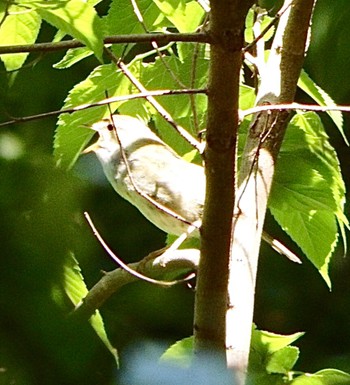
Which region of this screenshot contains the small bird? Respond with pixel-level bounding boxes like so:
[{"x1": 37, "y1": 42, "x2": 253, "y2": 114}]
[
  {"x1": 84, "y1": 115, "x2": 301, "y2": 263},
  {"x1": 84, "y1": 115, "x2": 205, "y2": 237}
]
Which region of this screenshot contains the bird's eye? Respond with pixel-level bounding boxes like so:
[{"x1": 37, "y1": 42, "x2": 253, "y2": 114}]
[{"x1": 107, "y1": 123, "x2": 114, "y2": 131}]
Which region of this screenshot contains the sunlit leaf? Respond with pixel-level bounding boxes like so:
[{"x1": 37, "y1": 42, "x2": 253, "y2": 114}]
[
  {"x1": 251, "y1": 325, "x2": 304, "y2": 354},
  {"x1": 270, "y1": 112, "x2": 348, "y2": 287},
  {"x1": 152, "y1": 0, "x2": 205, "y2": 32},
  {"x1": 266, "y1": 346, "x2": 299, "y2": 374},
  {"x1": 245, "y1": 9, "x2": 275, "y2": 44},
  {"x1": 291, "y1": 369, "x2": 350, "y2": 385},
  {"x1": 298, "y1": 70, "x2": 348, "y2": 145},
  {"x1": 104, "y1": 0, "x2": 163, "y2": 57},
  {"x1": 54, "y1": 63, "x2": 128, "y2": 169},
  {"x1": 239, "y1": 84, "x2": 256, "y2": 111},
  {"x1": 53, "y1": 46, "x2": 94, "y2": 69},
  {"x1": 249, "y1": 325, "x2": 303, "y2": 384},
  {"x1": 0, "y1": 4, "x2": 41, "y2": 71},
  {"x1": 160, "y1": 336, "x2": 193, "y2": 368},
  {"x1": 139, "y1": 42, "x2": 208, "y2": 154},
  {"x1": 32, "y1": 0, "x2": 104, "y2": 62},
  {"x1": 64, "y1": 253, "x2": 118, "y2": 363}
]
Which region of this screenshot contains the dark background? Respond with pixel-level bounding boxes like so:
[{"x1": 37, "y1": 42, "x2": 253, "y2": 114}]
[{"x1": 1, "y1": 1, "x2": 350, "y2": 384}]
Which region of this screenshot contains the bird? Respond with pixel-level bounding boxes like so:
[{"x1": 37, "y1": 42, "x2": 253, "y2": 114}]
[{"x1": 84, "y1": 114, "x2": 301, "y2": 264}]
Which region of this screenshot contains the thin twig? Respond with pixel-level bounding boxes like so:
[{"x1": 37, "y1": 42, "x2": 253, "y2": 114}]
[
  {"x1": 197, "y1": 0, "x2": 210, "y2": 12},
  {"x1": 2, "y1": 96, "x2": 348, "y2": 132},
  {"x1": 84, "y1": 212, "x2": 194, "y2": 287},
  {"x1": 0, "y1": 88, "x2": 206, "y2": 127},
  {"x1": 0, "y1": 33, "x2": 210, "y2": 55},
  {"x1": 261, "y1": 233, "x2": 301, "y2": 264},
  {"x1": 241, "y1": 102, "x2": 350, "y2": 117}
]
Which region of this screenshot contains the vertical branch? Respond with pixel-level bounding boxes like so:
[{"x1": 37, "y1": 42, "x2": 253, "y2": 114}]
[
  {"x1": 193, "y1": 0, "x2": 253, "y2": 358},
  {"x1": 226, "y1": 0, "x2": 316, "y2": 382}
]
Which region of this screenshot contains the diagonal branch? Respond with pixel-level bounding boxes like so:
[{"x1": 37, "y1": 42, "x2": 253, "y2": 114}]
[
  {"x1": 104, "y1": 48, "x2": 203, "y2": 152},
  {"x1": 73, "y1": 247, "x2": 199, "y2": 321},
  {"x1": 84, "y1": 212, "x2": 195, "y2": 287},
  {"x1": 226, "y1": 0, "x2": 316, "y2": 382}
]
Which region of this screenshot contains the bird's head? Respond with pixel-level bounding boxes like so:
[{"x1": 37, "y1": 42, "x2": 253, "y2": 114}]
[{"x1": 83, "y1": 115, "x2": 161, "y2": 155}]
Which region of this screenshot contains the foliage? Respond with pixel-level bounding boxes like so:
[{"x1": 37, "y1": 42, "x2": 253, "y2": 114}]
[
  {"x1": 63, "y1": 253, "x2": 119, "y2": 362},
  {"x1": 1, "y1": 0, "x2": 350, "y2": 384},
  {"x1": 160, "y1": 328, "x2": 350, "y2": 384},
  {"x1": 51, "y1": 10, "x2": 346, "y2": 285}
]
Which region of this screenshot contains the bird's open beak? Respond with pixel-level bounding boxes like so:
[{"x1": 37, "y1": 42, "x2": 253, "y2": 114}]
[
  {"x1": 82, "y1": 120, "x2": 109, "y2": 154},
  {"x1": 82, "y1": 141, "x2": 100, "y2": 154},
  {"x1": 81, "y1": 123, "x2": 101, "y2": 154}
]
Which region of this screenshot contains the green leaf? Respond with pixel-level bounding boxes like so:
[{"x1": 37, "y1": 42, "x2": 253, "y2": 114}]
[
  {"x1": 160, "y1": 336, "x2": 194, "y2": 368},
  {"x1": 64, "y1": 253, "x2": 118, "y2": 363},
  {"x1": 161, "y1": 329, "x2": 303, "y2": 382},
  {"x1": 266, "y1": 346, "x2": 299, "y2": 374},
  {"x1": 105, "y1": 0, "x2": 163, "y2": 34},
  {"x1": 248, "y1": 326, "x2": 303, "y2": 385},
  {"x1": 140, "y1": 42, "x2": 208, "y2": 154},
  {"x1": 251, "y1": 325, "x2": 304, "y2": 355},
  {"x1": 298, "y1": 70, "x2": 348, "y2": 145},
  {"x1": 296, "y1": 112, "x2": 349, "y2": 257},
  {"x1": 291, "y1": 369, "x2": 350, "y2": 385},
  {"x1": 152, "y1": 0, "x2": 205, "y2": 32},
  {"x1": 54, "y1": 63, "x2": 128, "y2": 169},
  {"x1": 239, "y1": 84, "x2": 256, "y2": 111},
  {"x1": 104, "y1": 0, "x2": 163, "y2": 57},
  {"x1": 53, "y1": 46, "x2": 94, "y2": 69},
  {"x1": 270, "y1": 112, "x2": 348, "y2": 287},
  {"x1": 117, "y1": 97, "x2": 150, "y2": 121},
  {"x1": 244, "y1": 9, "x2": 255, "y2": 43},
  {"x1": 293, "y1": 112, "x2": 349, "y2": 227},
  {"x1": 0, "y1": 4, "x2": 41, "y2": 71},
  {"x1": 32, "y1": 0, "x2": 104, "y2": 62},
  {"x1": 245, "y1": 9, "x2": 275, "y2": 44}
]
